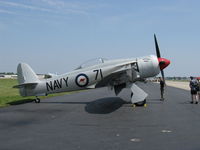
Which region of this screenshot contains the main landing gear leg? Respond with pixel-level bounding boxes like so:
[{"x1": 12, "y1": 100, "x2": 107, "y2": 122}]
[
  {"x1": 131, "y1": 92, "x2": 147, "y2": 107},
  {"x1": 35, "y1": 96, "x2": 41, "y2": 103}
]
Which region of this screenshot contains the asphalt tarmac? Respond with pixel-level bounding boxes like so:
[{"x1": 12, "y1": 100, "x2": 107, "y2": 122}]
[{"x1": 0, "y1": 83, "x2": 200, "y2": 150}]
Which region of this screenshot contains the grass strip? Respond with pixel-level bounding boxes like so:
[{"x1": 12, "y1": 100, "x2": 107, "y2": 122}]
[{"x1": 0, "y1": 79, "x2": 72, "y2": 107}]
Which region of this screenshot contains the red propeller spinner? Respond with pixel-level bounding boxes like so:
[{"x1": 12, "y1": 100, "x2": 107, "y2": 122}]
[{"x1": 158, "y1": 58, "x2": 171, "y2": 70}]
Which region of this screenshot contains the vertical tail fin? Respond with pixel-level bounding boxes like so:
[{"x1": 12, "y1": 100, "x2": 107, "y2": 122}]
[
  {"x1": 14, "y1": 63, "x2": 39, "y2": 96},
  {"x1": 17, "y1": 63, "x2": 39, "y2": 84}
]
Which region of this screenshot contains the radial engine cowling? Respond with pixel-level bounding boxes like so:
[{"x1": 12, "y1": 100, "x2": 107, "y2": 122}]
[{"x1": 137, "y1": 55, "x2": 160, "y2": 78}]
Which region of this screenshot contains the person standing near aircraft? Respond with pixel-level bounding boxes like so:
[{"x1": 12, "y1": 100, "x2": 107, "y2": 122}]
[
  {"x1": 196, "y1": 78, "x2": 200, "y2": 101},
  {"x1": 159, "y1": 77, "x2": 165, "y2": 100},
  {"x1": 189, "y1": 76, "x2": 198, "y2": 104}
]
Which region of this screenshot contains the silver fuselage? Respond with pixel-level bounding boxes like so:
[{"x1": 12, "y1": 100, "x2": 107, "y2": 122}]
[{"x1": 20, "y1": 55, "x2": 160, "y2": 96}]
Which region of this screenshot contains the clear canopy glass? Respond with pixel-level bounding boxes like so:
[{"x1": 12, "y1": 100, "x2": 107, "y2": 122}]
[{"x1": 75, "y1": 58, "x2": 108, "y2": 70}]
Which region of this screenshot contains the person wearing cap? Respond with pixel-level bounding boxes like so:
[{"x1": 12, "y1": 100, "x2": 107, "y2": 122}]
[{"x1": 189, "y1": 76, "x2": 198, "y2": 104}]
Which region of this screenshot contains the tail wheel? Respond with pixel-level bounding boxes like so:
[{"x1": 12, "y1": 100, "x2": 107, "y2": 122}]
[
  {"x1": 131, "y1": 92, "x2": 146, "y2": 106},
  {"x1": 35, "y1": 97, "x2": 40, "y2": 103}
]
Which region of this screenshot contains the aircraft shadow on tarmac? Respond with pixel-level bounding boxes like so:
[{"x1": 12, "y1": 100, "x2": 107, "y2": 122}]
[
  {"x1": 85, "y1": 97, "x2": 126, "y2": 114},
  {"x1": 7, "y1": 99, "x2": 34, "y2": 105},
  {"x1": 42, "y1": 97, "x2": 126, "y2": 114}
]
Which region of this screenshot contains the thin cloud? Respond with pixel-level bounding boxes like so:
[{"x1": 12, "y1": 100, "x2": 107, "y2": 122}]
[
  {"x1": 0, "y1": 1, "x2": 55, "y2": 13},
  {"x1": 0, "y1": 9, "x2": 16, "y2": 15},
  {"x1": 40, "y1": 0, "x2": 65, "y2": 8},
  {"x1": 39, "y1": 0, "x2": 110, "y2": 15},
  {"x1": 0, "y1": 0, "x2": 89, "y2": 15},
  {"x1": 39, "y1": 0, "x2": 89, "y2": 15}
]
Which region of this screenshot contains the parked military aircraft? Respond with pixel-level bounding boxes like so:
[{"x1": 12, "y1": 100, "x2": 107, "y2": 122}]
[{"x1": 14, "y1": 35, "x2": 170, "y2": 106}]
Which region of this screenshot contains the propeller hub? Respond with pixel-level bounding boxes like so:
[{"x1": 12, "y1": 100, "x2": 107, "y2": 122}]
[{"x1": 158, "y1": 58, "x2": 170, "y2": 70}]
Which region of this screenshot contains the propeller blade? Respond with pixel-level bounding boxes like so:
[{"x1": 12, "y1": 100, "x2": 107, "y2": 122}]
[
  {"x1": 161, "y1": 70, "x2": 165, "y2": 84},
  {"x1": 154, "y1": 34, "x2": 161, "y2": 58},
  {"x1": 154, "y1": 34, "x2": 170, "y2": 87}
]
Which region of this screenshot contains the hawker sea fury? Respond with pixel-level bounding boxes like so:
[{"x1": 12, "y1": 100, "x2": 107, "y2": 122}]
[{"x1": 14, "y1": 35, "x2": 170, "y2": 106}]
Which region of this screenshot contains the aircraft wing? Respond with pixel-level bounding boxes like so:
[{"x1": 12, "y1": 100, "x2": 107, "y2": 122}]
[
  {"x1": 95, "y1": 61, "x2": 139, "y2": 88},
  {"x1": 95, "y1": 63, "x2": 136, "y2": 95},
  {"x1": 95, "y1": 70, "x2": 128, "y2": 88}
]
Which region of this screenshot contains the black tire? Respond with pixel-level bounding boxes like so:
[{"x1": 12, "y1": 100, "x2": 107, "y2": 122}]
[
  {"x1": 131, "y1": 92, "x2": 146, "y2": 106},
  {"x1": 35, "y1": 98, "x2": 40, "y2": 103},
  {"x1": 134, "y1": 99, "x2": 146, "y2": 107}
]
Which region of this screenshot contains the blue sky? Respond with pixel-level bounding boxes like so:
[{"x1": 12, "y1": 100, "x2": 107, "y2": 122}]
[{"x1": 0, "y1": 0, "x2": 199, "y2": 76}]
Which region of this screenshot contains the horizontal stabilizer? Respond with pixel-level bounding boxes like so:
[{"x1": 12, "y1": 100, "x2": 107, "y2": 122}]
[{"x1": 13, "y1": 82, "x2": 38, "y2": 88}]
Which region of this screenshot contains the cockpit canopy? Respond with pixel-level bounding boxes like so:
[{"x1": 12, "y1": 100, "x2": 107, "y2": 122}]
[{"x1": 75, "y1": 58, "x2": 108, "y2": 70}]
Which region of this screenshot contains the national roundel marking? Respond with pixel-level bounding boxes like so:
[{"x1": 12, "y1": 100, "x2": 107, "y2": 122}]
[{"x1": 75, "y1": 73, "x2": 89, "y2": 87}]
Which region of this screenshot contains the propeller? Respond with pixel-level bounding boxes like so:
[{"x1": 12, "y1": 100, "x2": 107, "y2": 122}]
[
  {"x1": 154, "y1": 34, "x2": 161, "y2": 58},
  {"x1": 154, "y1": 34, "x2": 170, "y2": 83}
]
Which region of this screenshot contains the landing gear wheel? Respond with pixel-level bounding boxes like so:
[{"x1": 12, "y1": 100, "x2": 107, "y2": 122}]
[
  {"x1": 134, "y1": 99, "x2": 146, "y2": 107},
  {"x1": 131, "y1": 92, "x2": 146, "y2": 107},
  {"x1": 35, "y1": 97, "x2": 40, "y2": 103}
]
